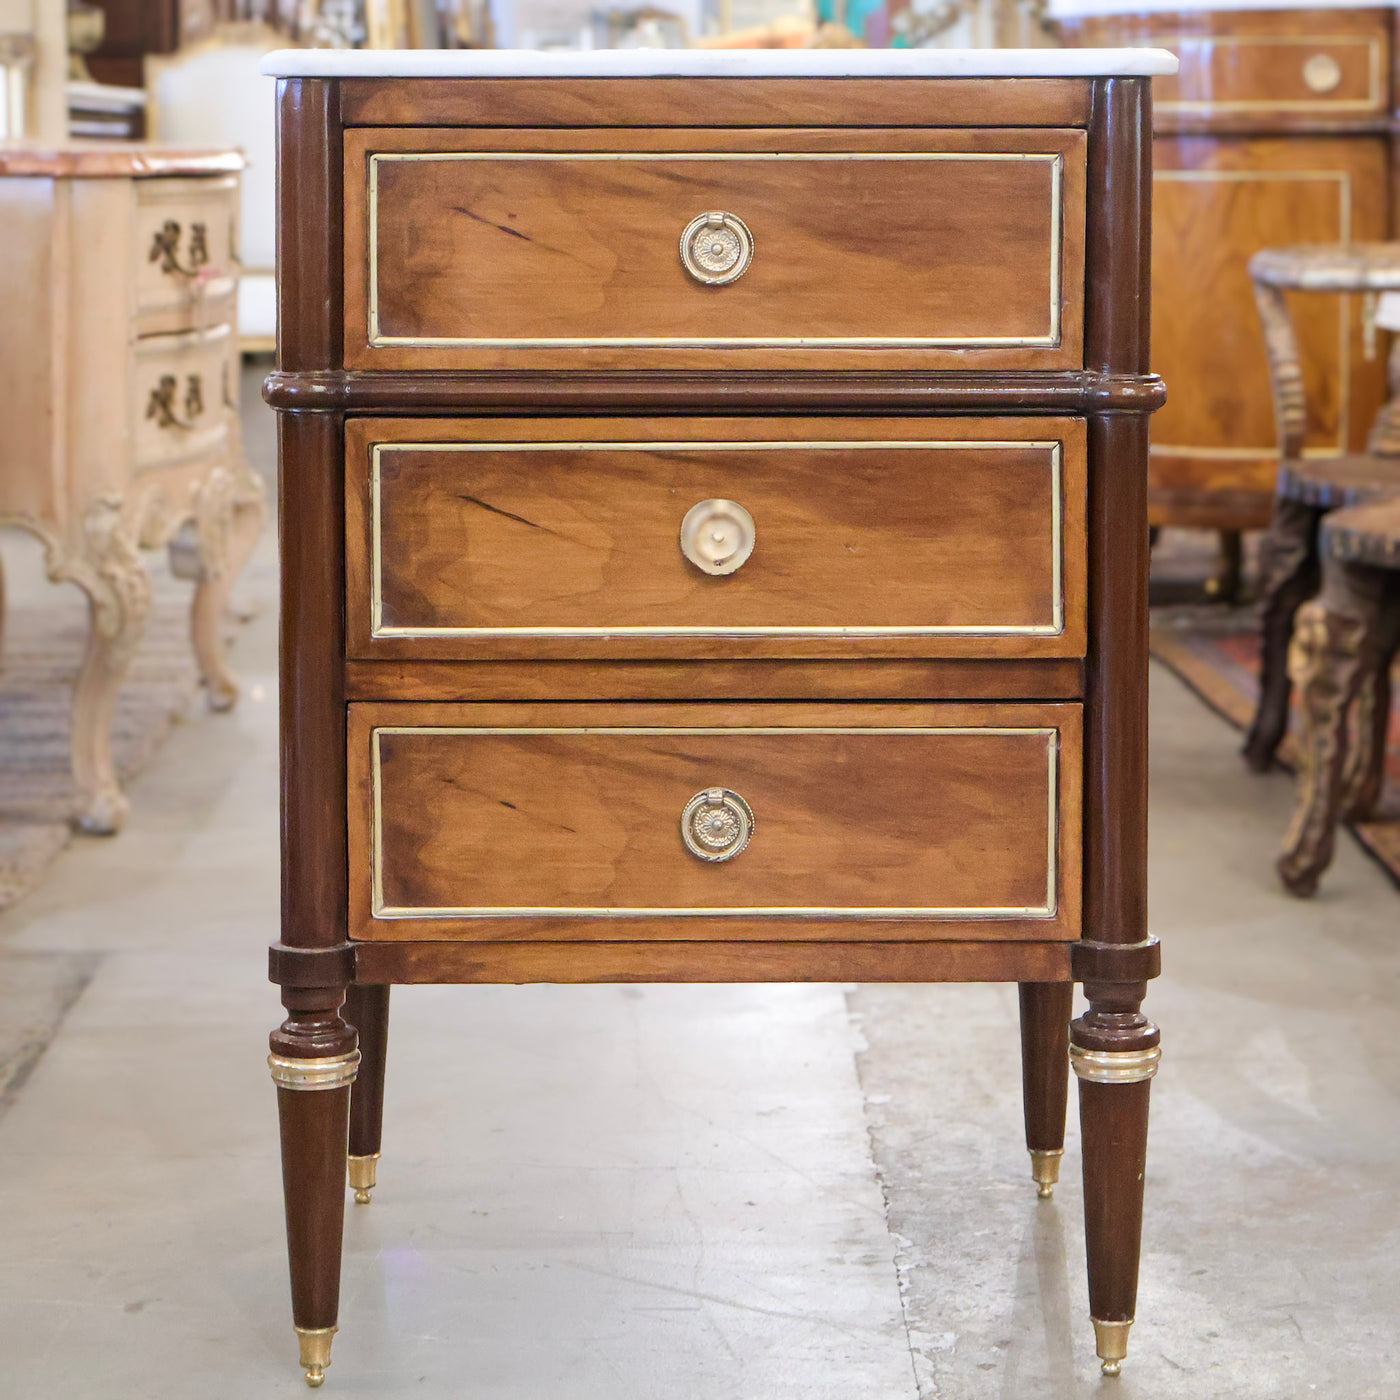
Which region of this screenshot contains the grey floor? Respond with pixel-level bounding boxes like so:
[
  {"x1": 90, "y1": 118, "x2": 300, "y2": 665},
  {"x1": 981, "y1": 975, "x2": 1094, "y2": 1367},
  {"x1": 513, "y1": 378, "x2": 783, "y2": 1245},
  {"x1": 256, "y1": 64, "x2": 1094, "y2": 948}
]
[{"x1": 0, "y1": 380, "x2": 1398, "y2": 1397}]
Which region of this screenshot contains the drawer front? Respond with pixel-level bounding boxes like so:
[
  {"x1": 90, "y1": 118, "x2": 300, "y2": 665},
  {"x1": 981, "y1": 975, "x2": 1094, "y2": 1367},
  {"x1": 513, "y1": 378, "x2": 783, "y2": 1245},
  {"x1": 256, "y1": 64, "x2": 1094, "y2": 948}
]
[
  {"x1": 349, "y1": 703, "x2": 1082, "y2": 943},
  {"x1": 343, "y1": 127, "x2": 1086, "y2": 371},
  {"x1": 135, "y1": 175, "x2": 239, "y2": 327},
  {"x1": 346, "y1": 417, "x2": 1087, "y2": 661},
  {"x1": 1161, "y1": 32, "x2": 1385, "y2": 116},
  {"x1": 132, "y1": 324, "x2": 233, "y2": 468}
]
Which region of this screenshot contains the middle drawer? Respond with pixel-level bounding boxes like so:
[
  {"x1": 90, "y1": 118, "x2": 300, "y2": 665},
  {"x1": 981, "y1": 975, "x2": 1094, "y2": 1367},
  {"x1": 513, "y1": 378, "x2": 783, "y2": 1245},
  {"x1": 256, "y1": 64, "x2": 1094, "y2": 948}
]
[{"x1": 346, "y1": 417, "x2": 1086, "y2": 660}]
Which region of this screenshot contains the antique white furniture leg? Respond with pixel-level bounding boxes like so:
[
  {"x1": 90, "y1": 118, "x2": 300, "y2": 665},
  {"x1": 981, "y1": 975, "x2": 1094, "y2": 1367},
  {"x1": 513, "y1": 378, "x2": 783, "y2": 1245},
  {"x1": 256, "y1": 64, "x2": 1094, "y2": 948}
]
[
  {"x1": 64, "y1": 496, "x2": 153, "y2": 835},
  {"x1": 189, "y1": 462, "x2": 267, "y2": 711}
]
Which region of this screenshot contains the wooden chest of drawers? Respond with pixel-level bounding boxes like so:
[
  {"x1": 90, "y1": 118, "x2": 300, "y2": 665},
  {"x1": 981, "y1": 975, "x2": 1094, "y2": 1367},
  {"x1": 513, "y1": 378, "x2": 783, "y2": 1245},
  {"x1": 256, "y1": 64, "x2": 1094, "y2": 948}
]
[{"x1": 262, "y1": 48, "x2": 1173, "y2": 1390}]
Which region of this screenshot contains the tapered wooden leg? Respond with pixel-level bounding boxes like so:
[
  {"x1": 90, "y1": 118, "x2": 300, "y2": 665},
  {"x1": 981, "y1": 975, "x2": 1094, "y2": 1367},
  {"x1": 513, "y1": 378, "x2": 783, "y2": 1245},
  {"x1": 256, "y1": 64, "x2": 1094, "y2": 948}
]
[
  {"x1": 1244, "y1": 498, "x2": 1321, "y2": 773},
  {"x1": 1204, "y1": 528, "x2": 1244, "y2": 602},
  {"x1": 344, "y1": 983, "x2": 390, "y2": 1204},
  {"x1": 1018, "y1": 982, "x2": 1073, "y2": 1198},
  {"x1": 1278, "y1": 564, "x2": 1385, "y2": 896},
  {"x1": 1072, "y1": 981, "x2": 1159, "y2": 1377},
  {"x1": 270, "y1": 987, "x2": 359, "y2": 1388}
]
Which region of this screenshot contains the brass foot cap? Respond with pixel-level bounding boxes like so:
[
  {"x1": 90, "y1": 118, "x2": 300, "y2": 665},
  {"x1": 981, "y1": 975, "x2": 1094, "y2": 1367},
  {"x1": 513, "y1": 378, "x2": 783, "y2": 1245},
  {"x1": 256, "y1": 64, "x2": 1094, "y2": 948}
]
[
  {"x1": 349, "y1": 1153, "x2": 380, "y2": 1205},
  {"x1": 296, "y1": 1326, "x2": 336, "y2": 1388},
  {"x1": 1029, "y1": 1148, "x2": 1063, "y2": 1200},
  {"x1": 1093, "y1": 1318, "x2": 1132, "y2": 1377}
]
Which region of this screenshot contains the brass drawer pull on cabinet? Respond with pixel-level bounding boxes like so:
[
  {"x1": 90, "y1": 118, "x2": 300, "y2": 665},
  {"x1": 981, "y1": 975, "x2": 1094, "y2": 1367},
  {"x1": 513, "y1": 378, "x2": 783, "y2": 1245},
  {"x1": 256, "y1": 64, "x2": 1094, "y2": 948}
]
[
  {"x1": 679, "y1": 211, "x2": 754, "y2": 286},
  {"x1": 681, "y1": 787, "x2": 754, "y2": 862},
  {"x1": 679, "y1": 498, "x2": 756, "y2": 575},
  {"x1": 1302, "y1": 53, "x2": 1342, "y2": 94}
]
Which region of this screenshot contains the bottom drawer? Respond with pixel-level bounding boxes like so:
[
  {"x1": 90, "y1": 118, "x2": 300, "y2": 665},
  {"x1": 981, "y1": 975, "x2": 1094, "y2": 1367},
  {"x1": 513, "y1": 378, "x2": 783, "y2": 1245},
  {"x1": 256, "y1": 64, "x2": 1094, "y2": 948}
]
[{"x1": 349, "y1": 703, "x2": 1081, "y2": 943}]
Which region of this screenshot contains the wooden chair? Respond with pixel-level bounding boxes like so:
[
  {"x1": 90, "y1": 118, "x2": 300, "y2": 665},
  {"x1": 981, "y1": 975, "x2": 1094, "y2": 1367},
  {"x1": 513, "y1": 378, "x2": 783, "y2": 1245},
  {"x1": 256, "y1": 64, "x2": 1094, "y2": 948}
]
[
  {"x1": 1278, "y1": 494, "x2": 1400, "y2": 895},
  {"x1": 1243, "y1": 244, "x2": 1400, "y2": 774}
]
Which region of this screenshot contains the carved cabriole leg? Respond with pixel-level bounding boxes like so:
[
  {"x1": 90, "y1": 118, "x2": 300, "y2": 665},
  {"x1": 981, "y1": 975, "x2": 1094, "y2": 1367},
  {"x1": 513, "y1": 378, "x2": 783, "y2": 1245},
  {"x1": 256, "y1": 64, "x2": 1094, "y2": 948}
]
[
  {"x1": 344, "y1": 984, "x2": 390, "y2": 1204},
  {"x1": 1018, "y1": 982, "x2": 1073, "y2": 1198},
  {"x1": 269, "y1": 956, "x2": 359, "y2": 1389},
  {"x1": 1278, "y1": 566, "x2": 1385, "y2": 896},
  {"x1": 1071, "y1": 977, "x2": 1160, "y2": 1378},
  {"x1": 1244, "y1": 497, "x2": 1322, "y2": 772},
  {"x1": 1339, "y1": 598, "x2": 1400, "y2": 822},
  {"x1": 62, "y1": 496, "x2": 153, "y2": 834},
  {"x1": 188, "y1": 462, "x2": 267, "y2": 711}
]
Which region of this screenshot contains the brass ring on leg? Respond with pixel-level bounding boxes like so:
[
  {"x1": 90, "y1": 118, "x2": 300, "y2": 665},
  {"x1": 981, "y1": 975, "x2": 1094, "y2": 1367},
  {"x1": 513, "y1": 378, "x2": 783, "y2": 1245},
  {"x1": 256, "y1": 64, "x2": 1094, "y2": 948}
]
[{"x1": 296, "y1": 1326, "x2": 336, "y2": 1388}]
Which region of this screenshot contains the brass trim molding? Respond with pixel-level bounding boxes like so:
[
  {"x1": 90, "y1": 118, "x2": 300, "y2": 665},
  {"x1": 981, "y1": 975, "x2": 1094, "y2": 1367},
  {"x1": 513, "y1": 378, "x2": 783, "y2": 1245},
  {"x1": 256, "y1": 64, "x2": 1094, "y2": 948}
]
[
  {"x1": 365, "y1": 150, "x2": 1065, "y2": 350},
  {"x1": 1069, "y1": 1044, "x2": 1160, "y2": 1085},
  {"x1": 268, "y1": 1049, "x2": 362, "y2": 1091},
  {"x1": 1155, "y1": 34, "x2": 1383, "y2": 115},
  {"x1": 368, "y1": 439, "x2": 1066, "y2": 640},
  {"x1": 369, "y1": 724, "x2": 1062, "y2": 921}
]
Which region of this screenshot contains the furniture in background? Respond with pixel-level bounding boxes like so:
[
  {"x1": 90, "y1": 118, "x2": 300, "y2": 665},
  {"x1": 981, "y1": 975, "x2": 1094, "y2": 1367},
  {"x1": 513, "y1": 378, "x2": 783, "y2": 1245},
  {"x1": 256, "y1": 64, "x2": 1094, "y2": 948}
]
[
  {"x1": 147, "y1": 22, "x2": 283, "y2": 348},
  {"x1": 1278, "y1": 495, "x2": 1400, "y2": 895},
  {"x1": 1053, "y1": 4, "x2": 1398, "y2": 597},
  {"x1": 0, "y1": 144, "x2": 264, "y2": 834},
  {"x1": 262, "y1": 46, "x2": 1171, "y2": 1387},
  {"x1": 1244, "y1": 244, "x2": 1400, "y2": 774}
]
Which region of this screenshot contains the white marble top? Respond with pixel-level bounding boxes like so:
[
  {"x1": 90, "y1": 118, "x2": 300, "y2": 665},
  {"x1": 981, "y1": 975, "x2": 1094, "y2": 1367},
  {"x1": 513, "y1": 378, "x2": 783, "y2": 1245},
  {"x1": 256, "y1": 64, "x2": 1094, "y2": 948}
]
[
  {"x1": 1050, "y1": 0, "x2": 1392, "y2": 16},
  {"x1": 260, "y1": 47, "x2": 1178, "y2": 79}
]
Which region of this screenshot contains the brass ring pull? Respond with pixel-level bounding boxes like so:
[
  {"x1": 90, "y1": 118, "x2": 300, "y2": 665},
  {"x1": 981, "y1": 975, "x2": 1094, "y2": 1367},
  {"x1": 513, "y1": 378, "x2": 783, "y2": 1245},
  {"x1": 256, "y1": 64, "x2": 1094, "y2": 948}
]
[
  {"x1": 680, "y1": 499, "x2": 755, "y2": 576},
  {"x1": 679, "y1": 211, "x2": 754, "y2": 286},
  {"x1": 681, "y1": 788, "x2": 754, "y2": 862},
  {"x1": 1302, "y1": 53, "x2": 1342, "y2": 93}
]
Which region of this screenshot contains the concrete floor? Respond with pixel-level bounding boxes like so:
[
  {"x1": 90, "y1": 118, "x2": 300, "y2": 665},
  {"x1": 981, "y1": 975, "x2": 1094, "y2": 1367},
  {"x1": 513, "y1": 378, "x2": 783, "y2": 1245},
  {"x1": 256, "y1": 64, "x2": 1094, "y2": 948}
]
[{"x1": 0, "y1": 385, "x2": 1398, "y2": 1396}]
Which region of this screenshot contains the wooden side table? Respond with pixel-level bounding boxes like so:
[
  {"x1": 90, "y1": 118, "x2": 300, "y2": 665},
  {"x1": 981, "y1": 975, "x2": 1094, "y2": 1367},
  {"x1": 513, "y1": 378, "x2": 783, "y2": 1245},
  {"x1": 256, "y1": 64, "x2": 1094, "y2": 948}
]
[
  {"x1": 1279, "y1": 495, "x2": 1400, "y2": 895},
  {"x1": 1244, "y1": 244, "x2": 1400, "y2": 774},
  {"x1": 0, "y1": 144, "x2": 265, "y2": 833},
  {"x1": 261, "y1": 48, "x2": 1173, "y2": 1388}
]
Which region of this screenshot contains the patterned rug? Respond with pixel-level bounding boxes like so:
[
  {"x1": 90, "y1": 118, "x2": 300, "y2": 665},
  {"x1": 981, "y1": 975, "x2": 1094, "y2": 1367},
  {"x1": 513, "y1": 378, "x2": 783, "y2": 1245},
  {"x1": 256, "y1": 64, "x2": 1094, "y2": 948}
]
[
  {"x1": 0, "y1": 555, "x2": 245, "y2": 913},
  {"x1": 1150, "y1": 605, "x2": 1400, "y2": 888}
]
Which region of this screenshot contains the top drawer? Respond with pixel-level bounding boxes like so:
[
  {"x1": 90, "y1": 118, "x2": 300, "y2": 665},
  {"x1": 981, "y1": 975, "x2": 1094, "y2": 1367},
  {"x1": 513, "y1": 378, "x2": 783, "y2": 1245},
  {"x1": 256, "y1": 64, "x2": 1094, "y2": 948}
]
[
  {"x1": 343, "y1": 127, "x2": 1086, "y2": 372},
  {"x1": 135, "y1": 175, "x2": 239, "y2": 331}
]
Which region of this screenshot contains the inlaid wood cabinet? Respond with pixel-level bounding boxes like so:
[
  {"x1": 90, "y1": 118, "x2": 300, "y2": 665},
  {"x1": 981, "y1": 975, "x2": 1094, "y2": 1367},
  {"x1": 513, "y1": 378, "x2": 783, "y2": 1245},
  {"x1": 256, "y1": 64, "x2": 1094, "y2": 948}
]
[
  {"x1": 262, "y1": 49, "x2": 1172, "y2": 1389},
  {"x1": 1056, "y1": 6, "x2": 1398, "y2": 534}
]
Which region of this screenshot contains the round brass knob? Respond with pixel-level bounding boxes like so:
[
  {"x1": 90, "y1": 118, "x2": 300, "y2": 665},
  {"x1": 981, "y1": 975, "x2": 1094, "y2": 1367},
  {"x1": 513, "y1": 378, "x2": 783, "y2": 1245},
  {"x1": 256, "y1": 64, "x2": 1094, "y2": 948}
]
[
  {"x1": 681, "y1": 787, "x2": 754, "y2": 862},
  {"x1": 679, "y1": 211, "x2": 754, "y2": 286},
  {"x1": 1302, "y1": 52, "x2": 1342, "y2": 94},
  {"x1": 680, "y1": 498, "x2": 755, "y2": 576}
]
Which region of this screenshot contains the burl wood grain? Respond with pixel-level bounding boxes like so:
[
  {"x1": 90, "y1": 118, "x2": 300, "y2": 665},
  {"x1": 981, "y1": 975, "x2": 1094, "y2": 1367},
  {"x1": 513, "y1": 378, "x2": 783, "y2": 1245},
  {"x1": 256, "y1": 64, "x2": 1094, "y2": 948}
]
[
  {"x1": 343, "y1": 126, "x2": 1086, "y2": 372},
  {"x1": 1148, "y1": 134, "x2": 1388, "y2": 529},
  {"x1": 347, "y1": 701, "x2": 1082, "y2": 943},
  {"x1": 346, "y1": 416, "x2": 1087, "y2": 661}
]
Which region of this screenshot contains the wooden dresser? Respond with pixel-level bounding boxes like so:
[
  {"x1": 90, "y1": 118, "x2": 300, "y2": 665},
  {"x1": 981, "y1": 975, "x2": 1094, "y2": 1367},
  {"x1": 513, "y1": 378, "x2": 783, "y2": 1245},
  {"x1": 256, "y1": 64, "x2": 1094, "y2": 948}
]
[
  {"x1": 261, "y1": 47, "x2": 1174, "y2": 1388},
  {"x1": 0, "y1": 144, "x2": 264, "y2": 833},
  {"x1": 1055, "y1": 3, "x2": 1399, "y2": 544}
]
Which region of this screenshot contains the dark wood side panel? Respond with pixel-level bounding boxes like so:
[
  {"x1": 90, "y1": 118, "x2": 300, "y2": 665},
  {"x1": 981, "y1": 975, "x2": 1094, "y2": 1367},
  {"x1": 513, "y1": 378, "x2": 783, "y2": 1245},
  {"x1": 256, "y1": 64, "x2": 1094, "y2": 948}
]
[
  {"x1": 353, "y1": 938, "x2": 1074, "y2": 985},
  {"x1": 339, "y1": 77, "x2": 1094, "y2": 129},
  {"x1": 1083, "y1": 77, "x2": 1152, "y2": 950},
  {"x1": 278, "y1": 79, "x2": 347, "y2": 950},
  {"x1": 343, "y1": 658, "x2": 1086, "y2": 702}
]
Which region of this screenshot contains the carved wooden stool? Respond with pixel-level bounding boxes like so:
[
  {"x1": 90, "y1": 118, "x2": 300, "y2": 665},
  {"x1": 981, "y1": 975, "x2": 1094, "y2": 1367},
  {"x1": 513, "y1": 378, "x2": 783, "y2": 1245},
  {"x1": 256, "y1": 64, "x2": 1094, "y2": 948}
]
[
  {"x1": 1278, "y1": 494, "x2": 1400, "y2": 896},
  {"x1": 1244, "y1": 244, "x2": 1400, "y2": 774}
]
